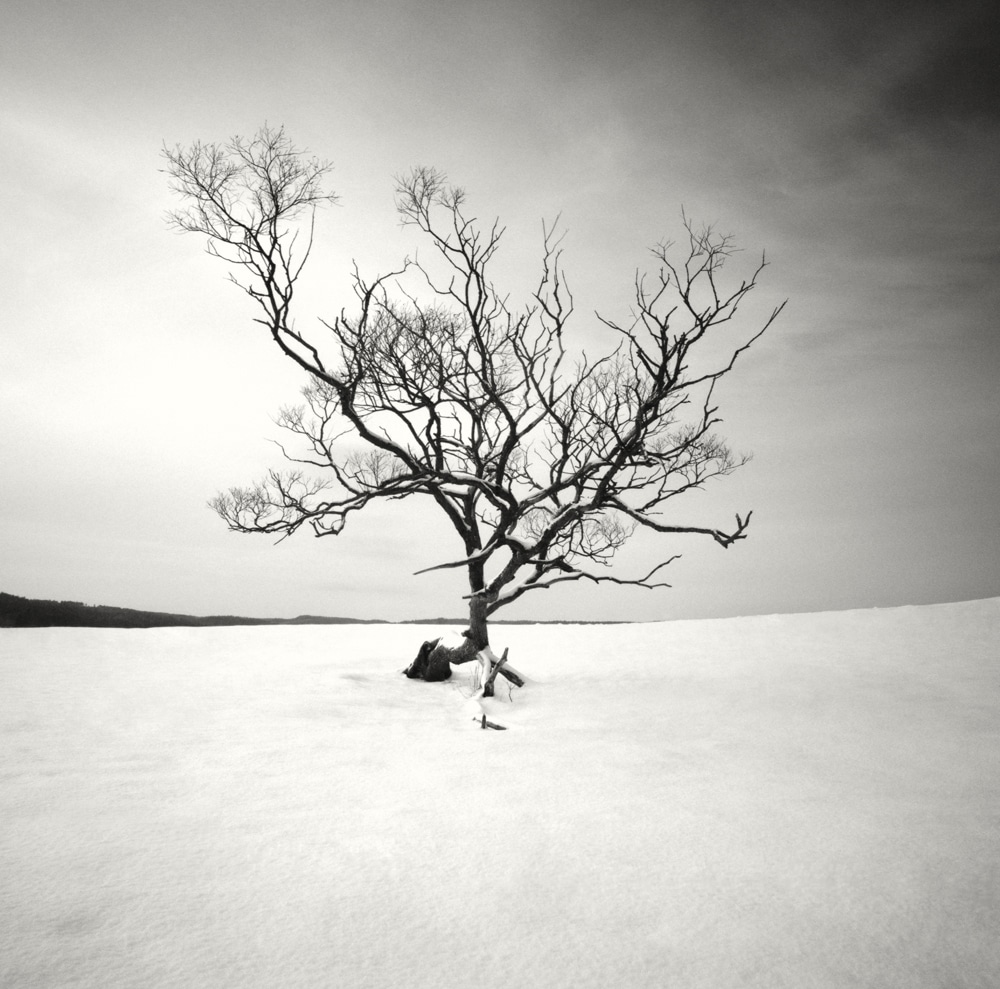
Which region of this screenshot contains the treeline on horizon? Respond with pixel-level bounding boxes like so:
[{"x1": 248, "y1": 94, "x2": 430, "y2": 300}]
[
  {"x1": 0, "y1": 592, "x2": 617, "y2": 628},
  {"x1": 0, "y1": 592, "x2": 384, "y2": 629}
]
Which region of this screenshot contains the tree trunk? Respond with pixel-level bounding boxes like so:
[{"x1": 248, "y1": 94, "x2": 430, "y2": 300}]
[
  {"x1": 464, "y1": 558, "x2": 491, "y2": 651},
  {"x1": 466, "y1": 592, "x2": 490, "y2": 651},
  {"x1": 401, "y1": 594, "x2": 483, "y2": 681},
  {"x1": 402, "y1": 565, "x2": 496, "y2": 682}
]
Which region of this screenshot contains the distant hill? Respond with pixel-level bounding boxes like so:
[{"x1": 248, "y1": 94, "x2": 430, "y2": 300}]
[
  {"x1": 1, "y1": 592, "x2": 631, "y2": 628},
  {"x1": 0, "y1": 593, "x2": 385, "y2": 629}
]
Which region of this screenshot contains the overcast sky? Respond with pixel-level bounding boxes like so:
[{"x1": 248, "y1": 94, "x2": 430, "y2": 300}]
[{"x1": 2, "y1": 0, "x2": 997, "y2": 622}]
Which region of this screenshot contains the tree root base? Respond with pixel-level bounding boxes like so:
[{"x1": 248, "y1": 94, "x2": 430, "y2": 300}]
[{"x1": 403, "y1": 637, "x2": 524, "y2": 688}]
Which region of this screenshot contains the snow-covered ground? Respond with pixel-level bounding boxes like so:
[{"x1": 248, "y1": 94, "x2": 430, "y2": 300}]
[{"x1": 2, "y1": 599, "x2": 998, "y2": 989}]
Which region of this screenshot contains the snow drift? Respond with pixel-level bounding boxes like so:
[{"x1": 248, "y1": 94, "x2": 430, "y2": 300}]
[{"x1": 2, "y1": 599, "x2": 998, "y2": 988}]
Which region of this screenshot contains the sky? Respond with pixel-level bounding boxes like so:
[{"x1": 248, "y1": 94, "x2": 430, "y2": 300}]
[{"x1": 1, "y1": 0, "x2": 997, "y2": 622}]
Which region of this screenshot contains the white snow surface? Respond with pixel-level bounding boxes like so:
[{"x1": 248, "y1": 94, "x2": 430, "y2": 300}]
[{"x1": 2, "y1": 599, "x2": 998, "y2": 989}]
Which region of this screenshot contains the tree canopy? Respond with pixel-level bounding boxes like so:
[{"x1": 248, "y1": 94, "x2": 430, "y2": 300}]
[{"x1": 164, "y1": 126, "x2": 784, "y2": 647}]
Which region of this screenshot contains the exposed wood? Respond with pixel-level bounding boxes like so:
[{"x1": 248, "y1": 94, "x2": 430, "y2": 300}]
[
  {"x1": 496, "y1": 663, "x2": 524, "y2": 688},
  {"x1": 481, "y1": 647, "x2": 509, "y2": 697},
  {"x1": 403, "y1": 638, "x2": 523, "y2": 687},
  {"x1": 480, "y1": 645, "x2": 525, "y2": 688},
  {"x1": 478, "y1": 650, "x2": 493, "y2": 696},
  {"x1": 477, "y1": 714, "x2": 507, "y2": 730},
  {"x1": 402, "y1": 637, "x2": 453, "y2": 681}
]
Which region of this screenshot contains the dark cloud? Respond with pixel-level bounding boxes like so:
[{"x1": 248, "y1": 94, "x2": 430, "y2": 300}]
[
  {"x1": 658, "y1": 1, "x2": 1000, "y2": 138},
  {"x1": 885, "y1": 10, "x2": 1000, "y2": 128}
]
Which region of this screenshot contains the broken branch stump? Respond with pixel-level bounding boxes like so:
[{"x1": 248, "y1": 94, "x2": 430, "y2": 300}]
[
  {"x1": 481, "y1": 647, "x2": 509, "y2": 697},
  {"x1": 479, "y1": 645, "x2": 525, "y2": 689}
]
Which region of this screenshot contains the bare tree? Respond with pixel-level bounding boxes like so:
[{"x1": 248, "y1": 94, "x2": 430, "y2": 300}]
[{"x1": 164, "y1": 126, "x2": 784, "y2": 678}]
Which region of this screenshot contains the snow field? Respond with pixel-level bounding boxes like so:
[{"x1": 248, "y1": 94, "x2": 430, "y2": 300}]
[{"x1": 1, "y1": 599, "x2": 999, "y2": 988}]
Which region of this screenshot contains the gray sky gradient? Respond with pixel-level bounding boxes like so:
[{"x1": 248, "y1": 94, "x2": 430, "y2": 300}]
[{"x1": 2, "y1": 0, "x2": 997, "y2": 620}]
